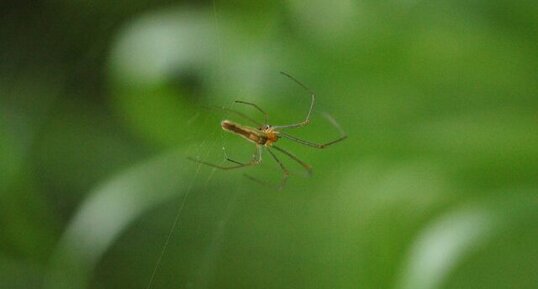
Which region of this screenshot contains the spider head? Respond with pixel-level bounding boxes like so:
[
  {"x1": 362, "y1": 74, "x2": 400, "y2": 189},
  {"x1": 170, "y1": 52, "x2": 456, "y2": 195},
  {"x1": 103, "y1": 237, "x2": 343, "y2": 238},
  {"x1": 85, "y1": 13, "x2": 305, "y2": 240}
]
[{"x1": 260, "y1": 124, "x2": 272, "y2": 131}]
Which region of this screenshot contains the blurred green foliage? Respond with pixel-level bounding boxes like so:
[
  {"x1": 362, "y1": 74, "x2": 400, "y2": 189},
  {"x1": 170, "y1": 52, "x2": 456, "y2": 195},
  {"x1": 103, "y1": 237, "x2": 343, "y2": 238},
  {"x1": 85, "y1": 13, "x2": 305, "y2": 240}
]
[{"x1": 1, "y1": 1, "x2": 537, "y2": 289}]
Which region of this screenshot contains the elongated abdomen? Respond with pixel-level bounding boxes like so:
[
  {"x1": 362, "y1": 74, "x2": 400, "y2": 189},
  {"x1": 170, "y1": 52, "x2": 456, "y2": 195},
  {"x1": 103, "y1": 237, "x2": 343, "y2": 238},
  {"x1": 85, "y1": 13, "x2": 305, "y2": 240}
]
[{"x1": 221, "y1": 120, "x2": 266, "y2": 144}]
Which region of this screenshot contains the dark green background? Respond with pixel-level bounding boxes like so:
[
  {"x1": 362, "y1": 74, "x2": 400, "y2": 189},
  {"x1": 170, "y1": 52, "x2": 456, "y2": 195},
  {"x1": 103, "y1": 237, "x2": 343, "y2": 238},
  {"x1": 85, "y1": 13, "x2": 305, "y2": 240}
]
[{"x1": 1, "y1": 1, "x2": 537, "y2": 289}]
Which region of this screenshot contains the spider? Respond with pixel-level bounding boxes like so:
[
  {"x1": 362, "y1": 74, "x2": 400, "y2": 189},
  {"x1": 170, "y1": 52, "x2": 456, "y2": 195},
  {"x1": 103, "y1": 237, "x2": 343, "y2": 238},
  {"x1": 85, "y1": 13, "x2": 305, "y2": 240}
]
[{"x1": 189, "y1": 72, "x2": 347, "y2": 190}]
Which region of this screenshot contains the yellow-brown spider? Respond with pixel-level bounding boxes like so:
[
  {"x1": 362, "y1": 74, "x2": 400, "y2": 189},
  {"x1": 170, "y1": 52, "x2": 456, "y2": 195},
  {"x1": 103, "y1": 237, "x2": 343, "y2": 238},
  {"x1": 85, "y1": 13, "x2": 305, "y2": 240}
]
[{"x1": 189, "y1": 72, "x2": 347, "y2": 190}]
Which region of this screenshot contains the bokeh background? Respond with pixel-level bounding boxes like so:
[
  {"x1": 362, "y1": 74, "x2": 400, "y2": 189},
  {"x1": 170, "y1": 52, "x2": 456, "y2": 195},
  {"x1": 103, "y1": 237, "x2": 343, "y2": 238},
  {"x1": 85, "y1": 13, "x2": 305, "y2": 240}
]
[{"x1": 2, "y1": 1, "x2": 537, "y2": 289}]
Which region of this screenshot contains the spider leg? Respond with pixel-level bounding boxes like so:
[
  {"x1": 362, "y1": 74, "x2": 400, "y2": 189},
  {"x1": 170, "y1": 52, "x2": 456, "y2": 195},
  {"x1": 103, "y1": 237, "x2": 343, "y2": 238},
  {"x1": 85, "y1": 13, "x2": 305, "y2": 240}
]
[
  {"x1": 188, "y1": 145, "x2": 262, "y2": 170},
  {"x1": 279, "y1": 132, "x2": 347, "y2": 149},
  {"x1": 271, "y1": 145, "x2": 312, "y2": 176},
  {"x1": 243, "y1": 174, "x2": 271, "y2": 187},
  {"x1": 234, "y1": 100, "x2": 268, "y2": 125},
  {"x1": 243, "y1": 145, "x2": 312, "y2": 189},
  {"x1": 279, "y1": 112, "x2": 347, "y2": 149},
  {"x1": 242, "y1": 147, "x2": 290, "y2": 190},
  {"x1": 273, "y1": 72, "x2": 315, "y2": 130},
  {"x1": 206, "y1": 105, "x2": 262, "y2": 127},
  {"x1": 224, "y1": 158, "x2": 245, "y2": 166},
  {"x1": 266, "y1": 147, "x2": 289, "y2": 190},
  {"x1": 222, "y1": 146, "x2": 249, "y2": 165}
]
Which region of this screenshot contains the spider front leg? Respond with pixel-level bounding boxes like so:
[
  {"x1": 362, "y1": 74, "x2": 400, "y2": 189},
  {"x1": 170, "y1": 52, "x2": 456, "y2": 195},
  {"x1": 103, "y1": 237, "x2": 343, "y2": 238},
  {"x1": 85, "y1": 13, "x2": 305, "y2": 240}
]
[
  {"x1": 279, "y1": 112, "x2": 347, "y2": 149},
  {"x1": 188, "y1": 145, "x2": 262, "y2": 170},
  {"x1": 272, "y1": 72, "x2": 316, "y2": 130},
  {"x1": 279, "y1": 131, "x2": 347, "y2": 149}
]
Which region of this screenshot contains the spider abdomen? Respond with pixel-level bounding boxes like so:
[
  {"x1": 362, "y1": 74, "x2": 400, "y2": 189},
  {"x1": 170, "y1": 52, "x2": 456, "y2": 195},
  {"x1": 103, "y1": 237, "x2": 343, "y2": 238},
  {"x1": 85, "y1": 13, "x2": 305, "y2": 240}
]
[{"x1": 221, "y1": 120, "x2": 277, "y2": 146}]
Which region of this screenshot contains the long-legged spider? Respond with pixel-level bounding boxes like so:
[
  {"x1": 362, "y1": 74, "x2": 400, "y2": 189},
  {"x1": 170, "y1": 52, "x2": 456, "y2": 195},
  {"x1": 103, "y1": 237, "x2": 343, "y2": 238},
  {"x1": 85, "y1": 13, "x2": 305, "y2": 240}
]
[{"x1": 189, "y1": 72, "x2": 347, "y2": 190}]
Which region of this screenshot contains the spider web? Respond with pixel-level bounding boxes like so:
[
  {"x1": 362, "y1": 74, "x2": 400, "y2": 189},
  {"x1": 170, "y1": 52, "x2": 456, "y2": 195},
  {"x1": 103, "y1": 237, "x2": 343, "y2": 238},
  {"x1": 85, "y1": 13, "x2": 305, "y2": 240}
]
[{"x1": 143, "y1": 3, "x2": 244, "y2": 288}]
